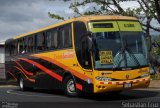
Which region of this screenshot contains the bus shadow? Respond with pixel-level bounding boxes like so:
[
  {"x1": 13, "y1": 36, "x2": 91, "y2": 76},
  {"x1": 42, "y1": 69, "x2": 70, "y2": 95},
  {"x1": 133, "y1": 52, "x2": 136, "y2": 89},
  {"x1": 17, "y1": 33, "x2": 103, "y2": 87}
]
[
  {"x1": 14, "y1": 88, "x2": 159, "y2": 101},
  {"x1": 79, "y1": 89, "x2": 159, "y2": 101}
]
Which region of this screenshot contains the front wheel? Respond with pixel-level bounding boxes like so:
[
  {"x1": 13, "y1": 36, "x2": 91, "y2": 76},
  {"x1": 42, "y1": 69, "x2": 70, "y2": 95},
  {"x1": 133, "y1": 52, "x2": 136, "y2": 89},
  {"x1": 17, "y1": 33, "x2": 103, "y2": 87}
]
[{"x1": 64, "y1": 76, "x2": 78, "y2": 97}]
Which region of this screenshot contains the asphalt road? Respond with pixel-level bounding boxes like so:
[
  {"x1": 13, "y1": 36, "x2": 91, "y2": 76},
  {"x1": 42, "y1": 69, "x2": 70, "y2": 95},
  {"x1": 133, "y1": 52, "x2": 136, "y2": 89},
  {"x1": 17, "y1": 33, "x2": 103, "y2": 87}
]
[{"x1": 0, "y1": 86, "x2": 160, "y2": 108}]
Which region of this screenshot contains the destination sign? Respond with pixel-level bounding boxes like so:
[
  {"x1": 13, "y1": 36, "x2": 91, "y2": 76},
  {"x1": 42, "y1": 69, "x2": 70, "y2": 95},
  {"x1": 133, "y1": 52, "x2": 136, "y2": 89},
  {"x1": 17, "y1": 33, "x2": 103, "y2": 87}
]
[
  {"x1": 93, "y1": 23, "x2": 113, "y2": 28},
  {"x1": 99, "y1": 51, "x2": 113, "y2": 64},
  {"x1": 124, "y1": 24, "x2": 135, "y2": 28}
]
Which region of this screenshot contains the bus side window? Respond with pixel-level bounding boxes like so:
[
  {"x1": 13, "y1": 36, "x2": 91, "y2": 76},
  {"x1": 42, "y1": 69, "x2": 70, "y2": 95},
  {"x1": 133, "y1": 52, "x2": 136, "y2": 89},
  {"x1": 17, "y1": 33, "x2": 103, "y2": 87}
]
[
  {"x1": 36, "y1": 33, "x2": 46, "y2": 51},
  {"x1": 10, "y1": 41, "x2": 16, "y2": 56},
  {"x1": 28, "y1": 36, "x2": 34, "y2": 53},
  {"x1": 14, "y1": 41, "x2": 18, "y2": 55},
  {"x1": 64, "y1": 24, "x2": 72, "y2": 48},
  {"x1": 46, "y1": 28, "x2": 58, "y2": 50},
  {"x1": 46, "y1": 31, "x2": 52, "y2": 49},
  {"x1": 59, "y1": 27, "x2": 65, "y2": 48},
  {"x1": 24, "y1": 37, "x2": 28, "y2": 53},
  {"x1": 19, "y1": 39, "x2": 24, "y2": 54},
  {"x1": 58, "y1": 24, "x2": 72, "y2": 49},
  {"x1": 53, "y1": 31, "x2": 58, "y2": 48},
  {"x1": 17, "y1": 40, "x2": 20, "y2": 54}
]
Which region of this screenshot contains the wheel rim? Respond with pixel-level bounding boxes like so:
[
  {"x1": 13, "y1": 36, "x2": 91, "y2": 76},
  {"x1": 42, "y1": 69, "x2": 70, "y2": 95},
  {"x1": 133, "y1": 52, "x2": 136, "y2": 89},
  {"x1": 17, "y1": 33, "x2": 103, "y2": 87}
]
[
  {"x1": 67, "y1": 79, "x2": 76, "y2": 94},
  {"x1": 19, "y1": 78, "x2": 23, "y2": 89}
]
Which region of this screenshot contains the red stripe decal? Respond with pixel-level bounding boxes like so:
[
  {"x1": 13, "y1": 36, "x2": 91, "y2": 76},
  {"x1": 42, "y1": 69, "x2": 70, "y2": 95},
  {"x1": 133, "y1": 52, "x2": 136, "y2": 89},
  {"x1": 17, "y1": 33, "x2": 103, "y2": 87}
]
[
  {"x1": 20, "y1": 58, "x2": 63, "y2": 82},
  {"x1": 76, "y1": 83, "x2": 82, "y2": 91},
  {"x1": 31, "y1": 55, "x2": 93, "y2": 83},
  {"x1": 14, "y1": 66, "x2": 35, "y2": 83},
  {"x1": 12, "y1": 59, "x2": 33, "y2": 76},
  {"x1": 100, "y1": 82, "x2": 104, "y2": 84},
  {"x1": 130, "y1": 81, "x2": 133, "y2": 83},
  {"x1": 7, "y1": 71, "x2": 18, "y2": 81},
  {"x1": 108, "y1": 82, "x2": 112, "y2": 84},
  {"x1": 123, "y1": 82, "x2": 126, "y2": 84},
  {"x1": 116, "y1": 82, "x2": 119, "y2": 85}
]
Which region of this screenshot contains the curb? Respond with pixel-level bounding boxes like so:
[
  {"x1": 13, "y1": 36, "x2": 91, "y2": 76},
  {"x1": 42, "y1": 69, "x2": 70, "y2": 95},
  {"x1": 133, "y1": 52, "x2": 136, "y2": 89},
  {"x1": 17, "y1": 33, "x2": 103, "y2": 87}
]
[{"x1": 0, "y1": 80, "x2": 7, "y2": 85}]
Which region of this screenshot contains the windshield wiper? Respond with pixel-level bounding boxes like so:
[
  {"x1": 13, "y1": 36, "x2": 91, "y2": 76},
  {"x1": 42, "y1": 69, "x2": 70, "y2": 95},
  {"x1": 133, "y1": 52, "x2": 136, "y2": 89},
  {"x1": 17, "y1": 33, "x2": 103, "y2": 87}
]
[{"x1": 113, "y1": 39, "x2": 141, "y2": 71}]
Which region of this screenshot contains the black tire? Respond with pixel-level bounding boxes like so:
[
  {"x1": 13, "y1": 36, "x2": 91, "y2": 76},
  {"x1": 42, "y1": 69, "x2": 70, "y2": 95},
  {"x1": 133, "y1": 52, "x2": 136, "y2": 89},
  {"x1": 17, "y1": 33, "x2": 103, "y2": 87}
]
[
  {"x1": 19, "y1": 76, "x2": 32, "y2": 91},
  {"x1": 64, "y1": 76, "x2": 78, "y2": 97}
]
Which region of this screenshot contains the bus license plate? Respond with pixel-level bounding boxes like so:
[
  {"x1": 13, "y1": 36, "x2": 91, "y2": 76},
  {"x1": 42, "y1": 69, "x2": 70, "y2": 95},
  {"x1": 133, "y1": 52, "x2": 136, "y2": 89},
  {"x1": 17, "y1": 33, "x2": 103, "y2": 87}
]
[{"x1": 124, "y1": 83, "x2": 132, "y2": 88}]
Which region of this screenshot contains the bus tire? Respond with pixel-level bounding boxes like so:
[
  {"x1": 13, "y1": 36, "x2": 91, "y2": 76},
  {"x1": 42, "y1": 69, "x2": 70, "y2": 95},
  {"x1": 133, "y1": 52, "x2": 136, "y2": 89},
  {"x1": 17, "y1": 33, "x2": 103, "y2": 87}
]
[{"x1": 64, "y1": 76, "x2": 78, "y2": 97}]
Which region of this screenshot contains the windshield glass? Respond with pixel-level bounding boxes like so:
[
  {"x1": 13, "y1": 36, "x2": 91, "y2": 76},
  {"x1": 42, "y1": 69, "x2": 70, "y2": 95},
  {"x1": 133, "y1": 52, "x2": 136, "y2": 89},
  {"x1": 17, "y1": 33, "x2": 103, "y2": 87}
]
[{"x1": 92, "y1": 31, "x2": 148, "y2": 70}]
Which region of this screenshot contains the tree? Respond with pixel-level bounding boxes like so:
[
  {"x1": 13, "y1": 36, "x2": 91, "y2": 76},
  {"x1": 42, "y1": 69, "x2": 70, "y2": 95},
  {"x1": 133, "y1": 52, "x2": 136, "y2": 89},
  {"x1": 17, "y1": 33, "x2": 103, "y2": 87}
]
[{"x1": 49, "y1": 0, "x2": 160, "y2": 36}]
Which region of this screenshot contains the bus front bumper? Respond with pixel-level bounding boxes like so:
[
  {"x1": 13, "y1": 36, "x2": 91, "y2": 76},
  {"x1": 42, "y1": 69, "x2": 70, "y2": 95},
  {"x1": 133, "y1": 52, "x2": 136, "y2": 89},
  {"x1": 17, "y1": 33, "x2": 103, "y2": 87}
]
[{"x1": 94, "y1": 76, "x2": 150, "y2": 93}]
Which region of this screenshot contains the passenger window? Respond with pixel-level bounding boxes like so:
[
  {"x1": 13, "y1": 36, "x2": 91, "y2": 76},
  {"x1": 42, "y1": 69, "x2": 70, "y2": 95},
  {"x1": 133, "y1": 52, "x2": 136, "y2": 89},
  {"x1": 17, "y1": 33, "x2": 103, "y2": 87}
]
[
  {"x1": 46, "y1": 29, "x2": 58, "y2": 49},
  {"x1": 59, "y1": 24, "x2": 72, "y2": 49},
  {"x1": 11, "y1": 41, "x2": 17, "y2": 55},
  {"x1": 46, "y1": 32, "x2": 52, "y2": 49},
  {"x1": 36, "y1": 33, "x2": 46, "y2": 51},
  {"x1": 53, "y1": 32, "x2": 58, "y2": 48},
  {"x1": 28, "y1": 36, "x2": 34, "y2": 53},
  {"x1": 64, "y1": 25, "x2": 72, "y2": 47},
  {"x1": 19, "y1": 39, "x2": 24, "y2": 54}
]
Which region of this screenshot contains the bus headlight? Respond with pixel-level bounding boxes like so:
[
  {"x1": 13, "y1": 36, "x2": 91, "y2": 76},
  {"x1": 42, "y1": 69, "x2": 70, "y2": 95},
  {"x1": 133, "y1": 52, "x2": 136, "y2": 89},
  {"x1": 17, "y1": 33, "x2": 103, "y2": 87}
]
[
  {"x1": 140, "y1": 73, "x2": 149, "y2": 78},
  {"x1": 96, "y1": 77, "x2": 112, "y2": 81}
]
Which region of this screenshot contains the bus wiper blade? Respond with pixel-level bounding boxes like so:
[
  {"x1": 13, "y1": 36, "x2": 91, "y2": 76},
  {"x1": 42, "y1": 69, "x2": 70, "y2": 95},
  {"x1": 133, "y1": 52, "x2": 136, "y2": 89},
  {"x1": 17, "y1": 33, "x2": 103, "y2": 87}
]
[
  {"x1": 112, "y1": 49, "x2": 125, "y2": 71},
  {"x1": 125, "y1": 47, "x2": 141, "y2": 68}
]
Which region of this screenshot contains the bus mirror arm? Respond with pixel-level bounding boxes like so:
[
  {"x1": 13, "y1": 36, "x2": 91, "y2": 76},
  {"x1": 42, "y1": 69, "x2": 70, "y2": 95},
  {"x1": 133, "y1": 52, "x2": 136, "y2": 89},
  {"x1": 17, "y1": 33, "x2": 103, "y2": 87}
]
[
  {"x1": 88, "y1": 37, "x2": 93, "y2": 51},
  {"x1": 87, "y1": 31, "x2": 93, "y2": 51}
]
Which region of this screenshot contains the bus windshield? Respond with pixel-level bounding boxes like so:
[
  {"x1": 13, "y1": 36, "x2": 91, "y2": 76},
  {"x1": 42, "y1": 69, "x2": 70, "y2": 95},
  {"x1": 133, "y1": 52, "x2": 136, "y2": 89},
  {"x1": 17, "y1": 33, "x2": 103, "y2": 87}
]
[{"x1": 92, "y1": 31, "x2": 148, "y2": 70}]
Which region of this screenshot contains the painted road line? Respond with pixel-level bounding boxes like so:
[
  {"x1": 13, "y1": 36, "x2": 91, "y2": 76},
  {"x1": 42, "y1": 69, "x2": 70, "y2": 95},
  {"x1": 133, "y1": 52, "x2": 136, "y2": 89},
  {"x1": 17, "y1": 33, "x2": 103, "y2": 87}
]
[
  {"x1": 0, "y1": 85, "x2": 17, "y2": 88},
  {"x1": 6, "y1": 89, "x2": 68, "y2": 98}
]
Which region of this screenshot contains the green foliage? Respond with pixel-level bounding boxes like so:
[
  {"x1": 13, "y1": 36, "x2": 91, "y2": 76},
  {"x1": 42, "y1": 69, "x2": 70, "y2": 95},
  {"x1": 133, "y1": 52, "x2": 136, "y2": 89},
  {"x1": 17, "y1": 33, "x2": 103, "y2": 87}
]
[
  {"x1": 48, "y1": 12, "x2": 64, "y2": 21},
  {"x1": 154, "y1": 34, "x2": 160, "y2": 55},
  {"x1": 48, "y1": 0, "x2": 160, "y2": 35}
]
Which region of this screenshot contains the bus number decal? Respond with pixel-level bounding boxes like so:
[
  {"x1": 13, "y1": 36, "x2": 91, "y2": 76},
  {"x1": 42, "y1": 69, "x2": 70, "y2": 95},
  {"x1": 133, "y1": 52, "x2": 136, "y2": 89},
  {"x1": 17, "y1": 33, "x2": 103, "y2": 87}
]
[{"x1": 62, "y1": 51, "x2": 74, "y2": 59}]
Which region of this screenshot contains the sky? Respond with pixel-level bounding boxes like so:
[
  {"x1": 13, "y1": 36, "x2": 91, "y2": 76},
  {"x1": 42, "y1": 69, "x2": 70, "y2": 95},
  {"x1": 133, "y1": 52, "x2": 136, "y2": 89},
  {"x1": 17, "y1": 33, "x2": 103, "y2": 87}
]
[
  {"x1": 0, "y1": 0, "x2": 73, "y2": 41},
  {"x1": 0, "y1": 0, "x2": 159, "y2": 41}
]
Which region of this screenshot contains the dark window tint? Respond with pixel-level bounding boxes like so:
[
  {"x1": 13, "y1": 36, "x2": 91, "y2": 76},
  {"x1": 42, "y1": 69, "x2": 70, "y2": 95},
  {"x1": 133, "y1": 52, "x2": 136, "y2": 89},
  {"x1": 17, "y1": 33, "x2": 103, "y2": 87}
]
[
  {"x1": 36, "y1": 33, "x2": 45, "y2": 51},
  {"x1": 11, "y1": 41, "x2": 17, "y2": 55},
  {"x1": 74, "y1": 21, "x2": 92, "y2": 69},
  {"x1": 59, "y1": 24, "x2": 72, "y2": 48},
  {"x1": 64, "y1": 24, "x2": 72, "y2": 47},
  {"x1": 28, "y1": 36, "x2": 34, "y2": 53},
  {"x1": 46, "y1": 29, "x2": 58, "y2": 49}
]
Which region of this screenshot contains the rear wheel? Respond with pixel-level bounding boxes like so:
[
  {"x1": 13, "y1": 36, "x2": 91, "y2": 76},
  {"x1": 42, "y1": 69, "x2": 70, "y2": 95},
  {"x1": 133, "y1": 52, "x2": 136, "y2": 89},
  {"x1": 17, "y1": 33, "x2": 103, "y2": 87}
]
[
  {"x1": 19, "y1": 77, "x2": 26, "y2": 91},
  {"x1": 19, "y1": 76, "x2": 32, "y2": 91},
  {"x1": 64, "y1": 76, "x2": 78, "y2": 97}
]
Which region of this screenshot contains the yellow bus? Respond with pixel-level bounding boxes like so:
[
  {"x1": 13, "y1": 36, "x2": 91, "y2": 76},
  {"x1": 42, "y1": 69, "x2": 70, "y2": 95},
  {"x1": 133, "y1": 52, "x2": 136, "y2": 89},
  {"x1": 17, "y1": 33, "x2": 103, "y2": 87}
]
[{"x1": 5, "y1": 15, "x2": 150, "y2": 97}]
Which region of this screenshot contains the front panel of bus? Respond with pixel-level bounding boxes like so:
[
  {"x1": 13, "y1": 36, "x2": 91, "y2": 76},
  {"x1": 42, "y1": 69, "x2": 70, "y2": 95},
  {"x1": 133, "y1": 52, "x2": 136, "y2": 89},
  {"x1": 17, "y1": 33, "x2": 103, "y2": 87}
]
[
  {"x1": 88, "y1": 20, "x2": 150, "y2": 93},
  {"x1": 74, "y1": 20, "x2": 150, "y2": 93}
]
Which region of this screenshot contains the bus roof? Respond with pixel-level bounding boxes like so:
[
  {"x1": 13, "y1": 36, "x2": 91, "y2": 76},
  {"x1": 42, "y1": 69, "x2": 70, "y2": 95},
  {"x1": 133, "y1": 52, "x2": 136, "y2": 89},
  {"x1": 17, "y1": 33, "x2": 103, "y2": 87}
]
[{"x1": 14, "y1": 15, "x2": 138, "y2": 39}]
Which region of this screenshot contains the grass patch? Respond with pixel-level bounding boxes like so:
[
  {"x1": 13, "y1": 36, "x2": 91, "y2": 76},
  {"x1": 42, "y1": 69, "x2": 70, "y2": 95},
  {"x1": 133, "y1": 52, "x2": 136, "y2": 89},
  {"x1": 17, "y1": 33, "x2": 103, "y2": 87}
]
[{"x1": 151, "y1": 73, "x2": 160, "y2": 80}]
